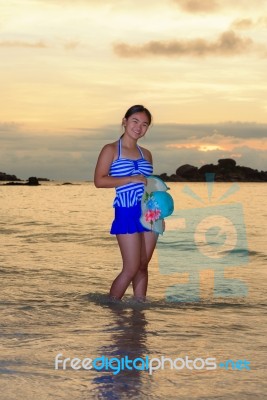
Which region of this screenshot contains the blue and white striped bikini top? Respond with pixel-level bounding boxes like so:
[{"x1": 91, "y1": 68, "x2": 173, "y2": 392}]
[{"x1": 109, "y1": 138, "x2": 153, "y2": 207}]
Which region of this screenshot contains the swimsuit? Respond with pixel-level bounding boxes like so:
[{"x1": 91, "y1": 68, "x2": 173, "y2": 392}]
[{"x1": 109, "y1": 139, "x2": 153, "y2": 234}]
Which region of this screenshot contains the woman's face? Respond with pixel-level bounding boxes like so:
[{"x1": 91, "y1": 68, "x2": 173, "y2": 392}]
[{"x1": 123, "y1": 112, "x2": 150, "y2": 140}]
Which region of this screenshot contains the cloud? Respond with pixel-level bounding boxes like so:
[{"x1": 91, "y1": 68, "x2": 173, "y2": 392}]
[
  {"x1": 231, "y1": 18, "x2": 255, "y2": 30},
  {"x1": 231, "y1": 16, "x2": 267, "y2": 30},
  {"x1": 113, "y1": 30, "x2": 253, "y2": 58},
  {"x1": 166, "y1": 133, "x2": 267, "y2": 152},
  {"x1": 172, "y1": 0, "x2": 267, "y2": 14},
  {"x1": 0, "y1": 121, "x2": 266, "y2": 180},
  {"x1": 63, "y1": 40, "x2": 80, "y2": 50},
  {"x1": 0, "y1": 122, "x2": 21, "y2": 132},
  {"x1": 0, "y1": 40, "x2": 48, "y2": 48},
  {"x1": 0, "y1": 39, "x2": 80, "y2": 51},
  {"x1": 172, "y1": 0, "x2": 219, "y2": 13},
  {"x1": 150, "y1": 122, "x2": 267, "y2": 142}
]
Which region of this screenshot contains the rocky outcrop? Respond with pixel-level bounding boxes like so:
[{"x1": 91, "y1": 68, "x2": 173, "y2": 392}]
[
  {"x1": 176, "y1": 164, "x2": 198, "y2": 179},
  {"x1": 159, "y1": 159, "x2": 267, "y2": 182},
  {"x1": 0, "y1": 172, "x2": 21, "y2": 181},
  {"x1": 1, "y1": 172, "x2": 50, "y2": 183},
  {"x1": 4, "y1": 177, "x2": 40, "y2": 186},
  {"x1": 218, "y1": 158, "x2": 236, "y2": 170},
  {"x1": 27, "y1": 177, "x2": 40, "y2": 185},
  {"x1": 37, "y1": 177, "x2": 50, "y2": 181}
]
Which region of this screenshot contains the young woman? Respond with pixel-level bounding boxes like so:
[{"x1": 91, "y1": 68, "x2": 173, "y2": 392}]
[{"x1": 94, "y1": 105, "x2": 158, "y2": 301}]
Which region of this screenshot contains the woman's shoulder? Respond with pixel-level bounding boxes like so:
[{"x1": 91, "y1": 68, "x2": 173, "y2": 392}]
[
  {"x1": 139, "y1": 145, "x2": 153, "y2": 163},
  {"x1": 98, "y1": 141, "x2": 119, "y2": 162},
  {"x1": 100, "y1": 141, "x2": 118, "y2": 154}
]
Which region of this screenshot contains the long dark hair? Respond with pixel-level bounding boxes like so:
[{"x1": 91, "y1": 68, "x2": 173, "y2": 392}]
[{"x1": 124, "y1": 105, "x2": 152, "y2": 125}]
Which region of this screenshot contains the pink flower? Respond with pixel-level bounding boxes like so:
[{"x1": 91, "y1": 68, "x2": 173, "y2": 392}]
[{"x1": 145, "y1": 208, "x2": 161, "y2": 223}]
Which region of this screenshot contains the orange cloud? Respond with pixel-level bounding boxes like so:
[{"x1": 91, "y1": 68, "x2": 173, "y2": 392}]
[
  {"x1": 113, "y1": 30, "x2": 253, "y2": 58},
  {"x1": 231, "y1": 16, "x2": 267, "y2": 30},
  {"x1": 172, "y1": 0, "x2": 219, "y2": 13},
  {"x1": 231, "y1": 18, "x2": 255, "y2": 30},
  {"x1": 172, "y1": 0, "x2": 267, "y2": 14},
  {"x1": 166, "y1": 134, "x2": 267, "y2": 152},
  {"x1": 0, "y1": 40, "x2": 48, "y2": 48},
  {"x1": 0, "y1": 39, "x2": 80, "y2": 50},
  {"x1": 199, "y1": 145, "x2": 222, "y2": 152}
]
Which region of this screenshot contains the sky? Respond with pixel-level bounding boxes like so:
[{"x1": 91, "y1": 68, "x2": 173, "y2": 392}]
[{"x1": 1, "y1": 0, "x2": 267, "y2": 180}]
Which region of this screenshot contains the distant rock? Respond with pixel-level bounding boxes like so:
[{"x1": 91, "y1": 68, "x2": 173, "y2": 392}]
[
  {"x1": 0, "y1": 172, "x2": 51, "y2": 183},
  {"x1": 198, "y1": 164, "x2": 218, "y2": 175},
  {"x1": 0, "y1": 172, "x2": 21, "y2": 181},
  {"x1": 4, "y1": 177, "x2": 40, "y2": 186},
  {"x1": 160, "y1": 159, "x2": 267, "y2": 182},
  {"x1": 218, "y1": 158, "x2": 236, "y2": 170},
  {"x1": 28, "y1": 177, "x2": 40, "y2": 186},
  {"x1": 61, "y1": 182, "x2": 81, "y2": 185},
  {"x1": 176, "y1": 164, "x2": 198, "y2": 178}
]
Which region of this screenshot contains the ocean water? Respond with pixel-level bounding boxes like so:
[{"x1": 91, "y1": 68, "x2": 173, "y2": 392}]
[{"x1": 0, "y1": 181, "x2": 266, "y2": 400}]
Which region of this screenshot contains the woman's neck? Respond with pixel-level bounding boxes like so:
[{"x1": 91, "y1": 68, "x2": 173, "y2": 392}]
[{"x1": 120, "y1": 134, "x2": 138, "y2": 149}]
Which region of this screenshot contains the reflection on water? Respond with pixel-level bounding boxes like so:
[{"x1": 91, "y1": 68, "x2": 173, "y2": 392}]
[
  {"x1": 92, "y1": 305, "x2": 148, "y2": 399},
  {"x1": 0, "y1": 182, "x2": 267, "y2": 399}
]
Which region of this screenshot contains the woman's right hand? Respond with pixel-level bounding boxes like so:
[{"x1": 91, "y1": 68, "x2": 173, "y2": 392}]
[{"x1": 130, "y1": 175, "x2": 147, "y2": 185}]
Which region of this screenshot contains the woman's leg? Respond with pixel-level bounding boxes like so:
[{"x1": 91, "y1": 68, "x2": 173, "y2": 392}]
[
  {"x1": 109, "y1": 233, "x2": 142, "y2": 300},
  {"x1": 132, "y1": 231, "x2": 158, "y2": 300}
]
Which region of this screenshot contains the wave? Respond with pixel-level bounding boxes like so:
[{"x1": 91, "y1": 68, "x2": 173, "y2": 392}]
[{"x1": 80, "y1": 292, "x2": 265, "y2": 311}]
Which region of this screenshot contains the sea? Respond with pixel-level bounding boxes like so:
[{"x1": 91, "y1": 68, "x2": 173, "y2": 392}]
[{"x1": 0, "y1": 181, "x2": 266, "y2": 400}]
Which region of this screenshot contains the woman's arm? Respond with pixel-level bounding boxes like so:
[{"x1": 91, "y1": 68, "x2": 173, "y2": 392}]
[{"x1": 94, "y1": 144, "x2": 147, "y2": 188}]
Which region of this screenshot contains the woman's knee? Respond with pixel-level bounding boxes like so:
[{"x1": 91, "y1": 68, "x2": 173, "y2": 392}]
[
  {"x1": 139, "y1": 259, "x2": 149, "y2": 272},
  {"x1": 122, "y1": 264, "x2": 140, "y2": 280}
]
